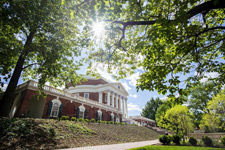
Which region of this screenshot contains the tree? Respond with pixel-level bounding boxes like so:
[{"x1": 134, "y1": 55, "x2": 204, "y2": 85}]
[
  {"x1": 155, "y1": 100, "x2": 172, "y2": 125},
  {"x1": 188, "y1": 82, "x2": 219, "y2": 128},
  {"x1": 141, "y1": 97, "x2": 163, "y2": 120},
  {"x1": 158, "y1": 105, "x2": 193, "y2": 141},
  {"x1": 0, "y1": 0, "x2": 92, "y2": 117},
  {"x1": 155, "y1": 96, "x2": 186, "y2": 125},
  {"x1": 200, "y1": 89, "x2": 225, "y2": 132},
  {"x1": 87, "y1": 0, "x2": 225, "y2": 96}
]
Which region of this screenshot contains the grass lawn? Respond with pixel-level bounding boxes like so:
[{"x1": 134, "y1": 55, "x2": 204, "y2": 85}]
[{"x1": 128, "y1": 146, "x2": 225, "y2": 150}]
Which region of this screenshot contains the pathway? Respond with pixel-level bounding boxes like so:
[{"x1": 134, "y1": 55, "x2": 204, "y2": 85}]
[{"x1": 59, "y1": 139, "x2": 159, "y2": 150}]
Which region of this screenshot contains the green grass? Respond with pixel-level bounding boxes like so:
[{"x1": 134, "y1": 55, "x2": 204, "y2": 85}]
[{"x1": 128, "y1": 146, "x2": 225, "y2": 150}]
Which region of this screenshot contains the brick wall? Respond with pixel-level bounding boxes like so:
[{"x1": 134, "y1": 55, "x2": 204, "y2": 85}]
[
  {"x1": 14, "y1": 88, "x2": 122, "y2": 121},
  {"x1": 189, "y1": 133, "x2": 225, "y2": 140}
]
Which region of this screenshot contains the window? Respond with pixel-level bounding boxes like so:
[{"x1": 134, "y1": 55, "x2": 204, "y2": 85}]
[
  {"x1": 111, "y1": 113, "x2": 114, "y2": 121},
  {"x1": 79, "y1": 111, "x2": 84, "y2": 118},
  {"x1": 84, "y1": 93, "x2": 89, "y2": 99},
  {"x1": 51, "y1": 103, "x2": 59, "y2": 117},
  {"x1": 105, "y1": 94, "x2": 108, "y2": 102},
  {"x1": 79, "y1": 105, "x2": 85, "y2": 118},
  {"x1": 97, "y1": 110, "x2": 102, "y2": 120},
  {"x1": 118, "y1": 86, "x2": 120, "y2": 89},
  {"x1": 116, "y1": 116, "x2": 120, "y2": 123}
]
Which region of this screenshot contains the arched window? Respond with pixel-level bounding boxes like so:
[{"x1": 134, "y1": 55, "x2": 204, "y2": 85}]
[
  {"x1": 97, "y1": 110, "x2": 102, "y2": 121},
  {"x1": 79, "y1": 105, "x2": 85, "y2": 119},
  {"x1": 48, "y1": 99, "x2": 62, "y2": 117},
  {"x1": 51, "y1": 103, "x2": 59, "y2": 117},
  {"x1": 110, "y1": 113, "x2": 114, "y2": 122},
  {"x1": 116, "y1": 115, "x2": 120, "y2": 123}
]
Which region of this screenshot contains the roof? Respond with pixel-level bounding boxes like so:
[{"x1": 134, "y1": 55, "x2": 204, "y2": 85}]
[
  {"x1": 129, "y1": 116, "x2": 155, "y2": 123},
  {"x1": 84, "y1": 76, "x2": 129, "y2": 95}
]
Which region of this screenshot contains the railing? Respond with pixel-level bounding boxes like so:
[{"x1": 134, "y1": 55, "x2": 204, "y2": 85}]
[{"x1": 24, "y1": 80, "x2": 121, "y2": 113}]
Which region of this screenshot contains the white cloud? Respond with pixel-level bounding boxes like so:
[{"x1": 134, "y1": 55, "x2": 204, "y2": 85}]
[
  {"x1": 121, "y1": 81, "x2": 131, "y2": 91},
  {"x1": 128, "y1": 103, "x2": 142, "y2": 111},
  {"x1": 126, "y1": 72, "x2": 140, "y2": 87},
  {"x1": 91, "y1": 62, "x2": 116, "y2": 82},
  {"x1": 129, "y1": 94, "x2": 137, "y2": 98},
  {"x1": 200, "y1": 72, "x2": 219, "y2": 82},
  {"x1": 160, "y1": 96, "x2": 168, "y2": 101}
]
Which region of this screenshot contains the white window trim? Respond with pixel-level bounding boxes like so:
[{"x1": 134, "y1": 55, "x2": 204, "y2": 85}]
[
  {"x1": 111, "y1": 113, "x2": 114, "y2": 121},
  {"x1": 84, "y1": 93, "x2": 89, "y2": 99},
  {"x1": 79, "y1": 105, "x2": 86, "y2": 118},
  {"x1": 50, "y1": 99, "x2": 61, "y2": 117},
  {"x1": 105, "y1": 94, "x2": 107, "y2": 102},
  {"x1": 97, "y1": 110, "x2": 102, "y2": 120}
]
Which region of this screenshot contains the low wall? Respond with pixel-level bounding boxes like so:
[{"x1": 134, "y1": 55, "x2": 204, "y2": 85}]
[{"x1": 189, "y1": 133, "x2": 225, "y2": 140}]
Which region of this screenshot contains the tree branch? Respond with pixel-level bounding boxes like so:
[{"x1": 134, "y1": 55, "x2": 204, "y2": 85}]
[
  {"x1": 22, "y1": 63, "x2": 39, "y2": 70},
  {"x1": 113, "y1": 0, "x2": 225, "y2": 26}
]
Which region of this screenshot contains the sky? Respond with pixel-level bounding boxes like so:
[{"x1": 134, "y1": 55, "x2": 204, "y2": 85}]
[{"x1": 1, "y1": 21, "x2": 222, "y2": 118}]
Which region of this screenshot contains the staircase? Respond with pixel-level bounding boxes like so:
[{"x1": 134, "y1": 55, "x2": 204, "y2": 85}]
[{"x1": 148, "y1": 126, "x2": 167, "y2": 134}]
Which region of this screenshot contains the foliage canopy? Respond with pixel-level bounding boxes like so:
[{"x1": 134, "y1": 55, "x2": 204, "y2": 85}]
[
  {"x1": 141, "y1": 97, "x2": 163, "y2": 120},
  {"x1": 0, "y1": 0, "x2": 91, "y2": 116},
  {"x1": 200, "y1": 89, "x2": 225, "y2": 132},
  {"x1": 188, "y1": 82, "x2": 219, "y2": 127},
  {"x1": 87, "y1": 0, "x2": 225, "y2": 96}
]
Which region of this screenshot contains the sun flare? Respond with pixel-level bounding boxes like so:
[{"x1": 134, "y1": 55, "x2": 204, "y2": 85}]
[{"x1": 92, "y1": 21, "x2": 105, "y2": 38}]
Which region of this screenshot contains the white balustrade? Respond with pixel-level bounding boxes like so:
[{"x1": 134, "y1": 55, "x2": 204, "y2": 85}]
[{"x1": 26, "y1": 80, "x2": 122, "y2": 113}]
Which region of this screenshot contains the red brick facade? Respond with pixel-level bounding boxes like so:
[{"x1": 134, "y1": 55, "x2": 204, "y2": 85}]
[{"x1": 13, "y1": 88, "x2": 122, "y2": 122}]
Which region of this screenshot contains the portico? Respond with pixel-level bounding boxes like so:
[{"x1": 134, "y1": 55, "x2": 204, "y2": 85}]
[{"x1": 65, "y1": 76, "x2": 129, "y2": 118}]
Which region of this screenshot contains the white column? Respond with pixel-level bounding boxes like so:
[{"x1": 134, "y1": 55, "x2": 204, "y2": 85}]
[
  {"x1": 112, "y1": 92, "x2": 114, "y2": 107},
  {"x1": 125, "y1": 98, "x2": 128, "y2": 118},
  {"x1": 107, "y1": 90, "x2": 110, "y2": 106},
  {"x1": 119, "y1": 95, "x2": 122, "y2": 110},
  {"x1": 116, "y1": 94, "x2": 118, "y2": 109},
  {"x1": 98, "y1": 91, "x2": 103, "y2": 103},
  {"x1": 121, "y1": 96, "x2": 124, "y2": 117}
]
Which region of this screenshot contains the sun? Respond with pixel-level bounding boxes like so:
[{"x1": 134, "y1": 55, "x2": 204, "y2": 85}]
[{"x1": 92, "y1": 21, "x2": 105, "y2": 38}]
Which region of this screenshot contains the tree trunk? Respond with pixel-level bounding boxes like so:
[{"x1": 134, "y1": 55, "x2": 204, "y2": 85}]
[
  {"x1": 0, "y1": 29, "x2": 36, "y2": 117},
  {"x1": 0, "y1": 54, "x2": 26, "y2": 117}
]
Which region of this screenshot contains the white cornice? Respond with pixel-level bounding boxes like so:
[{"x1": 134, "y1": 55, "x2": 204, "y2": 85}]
[{"x1": 66, "y1": 83, "x2": 129, "y2": 97}]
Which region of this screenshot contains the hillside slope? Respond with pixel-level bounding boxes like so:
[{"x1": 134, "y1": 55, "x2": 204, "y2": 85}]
[{"x1": 0, "y1": 118, "x2": 159, "y2": 149}]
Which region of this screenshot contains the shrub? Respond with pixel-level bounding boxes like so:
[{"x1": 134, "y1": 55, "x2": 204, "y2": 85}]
[
  {"x1": 99, "y1": 120, "x2": 107, "y2": 124},
  {"x1": 85, "y1": 119, "x2": 89, "y2": 123},
  {"x1": 67, "y1": 123, "x2": 96, "y2": 135},
  {"x1": 202, "y1": 136, "x2": 213, "y2": 147},
  {"x1": 90, "y1": 118, "x2": 96, "y2": 123},
  {"x1": 48, "y1": 128, "x2": 56, "y2": 137},
  {"x1": 61, "y1": 116, "x2": 69, "y2": 120},
  {"x1": 120, "y1": 122, "x2": 126, "y2": 125},
  {"x1": 172, "y1": 135, "x2": 181, "y2": 145},
  {"x1": 78, "y1": 118, "x2": 85, "y2": 122},
  {"x1": 221, "y1": 136, "x2": 225, "y2": 146},
  {"x1": 159, "y1": 135, "x2": 172, "y2": 145},
  {"x1": 108, "y1": 121, "x2": 114, "y2": 124},
  {"x1": 71, "y1": 117, "x2": 76, "y2": 121},
  {"x1": 189, "y1": 137, "x2": 197, "y2": 146}
]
